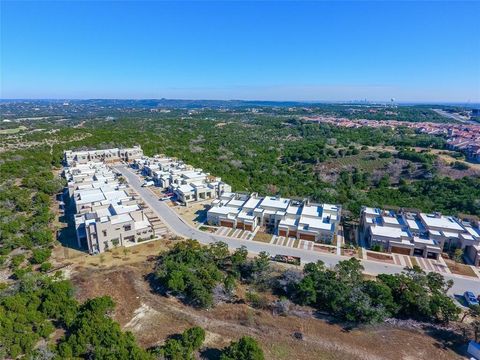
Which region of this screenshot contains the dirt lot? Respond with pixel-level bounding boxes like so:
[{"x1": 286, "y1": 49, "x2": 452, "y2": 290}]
[
  {"x1": 169, "y1": 200, "x2": 210, "y2": 227},
  {"x1": 71, "y1": 261, "x2": 466, "y2": 360},
  {"x1": 443, "y1": 258, "x2": 478, "y2": 278},
  {"x1": 50, "y1": 240, "x2": 175, "y2": 271}
]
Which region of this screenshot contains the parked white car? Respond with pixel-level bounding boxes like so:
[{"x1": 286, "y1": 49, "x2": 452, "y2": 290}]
[{"x1": 142, "y1": 180, "x2": 155, "y2": 187}]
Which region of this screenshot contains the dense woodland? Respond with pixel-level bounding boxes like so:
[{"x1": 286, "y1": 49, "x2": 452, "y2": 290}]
[
  {"x1": 1, "y1": 114, "x2": 479, "y2": 261},
  {"x1": 154, "y1": 240, "x2": 461, "y2": 325},
  {"x1": 48, "y1": 115, "x2": 479, "y2": 216},
  {"x1": 0, "y1": 273, "x2": 264, "y2": 359}
]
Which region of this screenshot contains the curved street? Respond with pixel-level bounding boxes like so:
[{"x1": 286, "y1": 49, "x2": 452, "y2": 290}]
[{"x1": 114, "y1": 165, "x2": 480, "y2": 295}]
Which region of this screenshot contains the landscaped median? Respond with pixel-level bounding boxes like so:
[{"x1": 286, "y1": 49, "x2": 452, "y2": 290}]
[
  {"x1": 366, "y1": 251, "x2": 395, "y2": 264},
  {"x1": 443, "y1": 257, "x2": 479, "y2": 278},
  {"x1": 253, "y1": 231, "x2": 273, "y2": 243}
]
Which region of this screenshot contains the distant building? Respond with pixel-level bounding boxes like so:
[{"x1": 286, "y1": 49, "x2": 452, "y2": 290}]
[
  {"x1": 132, "y1": 155, "x2": 231, "y2": 205},
  {"x1": 64, "y1": 146, "x2": 143, "y2": 166},
  {"x1": 471, "y1": 109, "x2": 480, "y2": 121}
]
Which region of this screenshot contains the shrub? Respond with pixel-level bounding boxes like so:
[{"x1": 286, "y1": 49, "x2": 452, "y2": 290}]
[
  {"x1": 30, "y1": 248, "x2": 52, "y2": 264},
  {"x1": 220, "y1": 336, "x2": 265, "y2": 360},
  {"x1": 39, "y1": 262, "x2": 52, "y2": 272}
]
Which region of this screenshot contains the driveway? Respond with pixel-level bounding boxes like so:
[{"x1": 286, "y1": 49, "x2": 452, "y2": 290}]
[{"x1": 114, "y1": 165, "x2": 480, "y2": 295}]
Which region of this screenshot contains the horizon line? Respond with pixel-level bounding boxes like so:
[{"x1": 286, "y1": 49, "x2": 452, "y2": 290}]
[{"x1": 1, "y1": 98, "x2": 479, "y2": 106}]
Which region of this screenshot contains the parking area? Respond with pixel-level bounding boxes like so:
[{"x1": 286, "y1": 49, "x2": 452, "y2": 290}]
[
  {"x1": 126, "y1": 188, "x2": 171, "y2": 240},
  {"x1": 214, "y1": 226, "x2": 254, "y2": 240},
  {"x1": 270, "y1": 235, "x2": 297, "y2": 248},
  {"x1": 392, "y1": 253, "x2": 451, "y2": 274}
]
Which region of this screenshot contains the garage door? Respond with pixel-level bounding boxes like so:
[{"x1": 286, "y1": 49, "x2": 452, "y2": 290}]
[
  {"x1": 299, "y1": 233, "x2": 315, "y2": 241},
  {"x1": 220, "y1": 220, "x2": 234, "y2": 228},
  {"x1": 391, "y1": 246, "x2": 411, "y2": 256}
]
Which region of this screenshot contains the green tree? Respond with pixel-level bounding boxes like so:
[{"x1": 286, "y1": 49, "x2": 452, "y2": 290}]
[
  {"x1": 181, "y1": 326, "x2": 206, "y2": 352},
  {"x1": 220, "y1": 336, "x2": 265, "y2": 360},
  {"x1": 30, "y1": 248, "x2": 52, "y2": 264},
  {"x1": 155, "y1": 327, "x2": 206, "y2": 360},
  {"x1": 453, "y1": 248, "x2": 463, "y2": 269}
]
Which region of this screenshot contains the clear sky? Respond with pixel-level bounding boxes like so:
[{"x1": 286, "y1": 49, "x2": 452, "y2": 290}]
[{"x1": 1, "y1": 1, "x2": 479, "y2": 102}]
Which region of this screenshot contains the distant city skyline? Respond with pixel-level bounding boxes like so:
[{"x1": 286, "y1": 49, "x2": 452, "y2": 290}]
[{"x1": 1, "y1": 1, "x2": 479, "y2": 102}]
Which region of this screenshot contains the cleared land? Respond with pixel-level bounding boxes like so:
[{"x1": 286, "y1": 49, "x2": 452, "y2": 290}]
[
  {"x1": 71, "y1": 261, "x2": 466, "y2": 360},
  {"x1": 444, "y1": 258, "x2": 478, "y2": 278},
  {"x1": 0, "y1": 125, "x2": 27, "y2": 134}
]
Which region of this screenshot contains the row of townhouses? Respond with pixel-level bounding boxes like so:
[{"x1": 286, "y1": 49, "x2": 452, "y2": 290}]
[
  {"x1": 132, "y1": 155, "x2": 232, "y2": 205},
  {"x1": 64, "y1": 146, "x2": 144, "y2": 166},
  {"x1": 62, "y1": 147, "x2": 480, "y2": 266},
  {"x1": 64, "y1": 159, "x2": 155, "y2": 254},
  {"x1": 360, "y1": 207, "x2": 480, "y2": 265},
  {"x1": 207, "y1": 192, "x2": 341, "y2": 243}
]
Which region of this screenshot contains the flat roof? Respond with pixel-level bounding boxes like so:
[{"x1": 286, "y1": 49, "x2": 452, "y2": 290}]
[
  {"x1": 363, "y1": 207, "x2": 381, "y2": 216},
  {"x1": 177, "y1": 184, "x2": 194, "y2": 193},
  {"x1": 279, "y1": 217, "x2": 298, "y2": 227},
  {"x1": 465, "y1": 225, "x2": 480, "y2": 239},
  {"x1": 406, "y1": 219, "x2": 421, "y2": 231},
  {"x1": 243, "y1": 196, "x2": 262, "y2": 209},
  {"x1": 301, "y1": 205, "x2": 323, "y2": 218},
  {"x1": 323, "y1": 203, "x2": 340, "y2": 212},
  {"x1": 237, "y1": 210, "x2": 255, "y2": 220},
  {"x1": 298, "y1": 216, "x2": 333, "y2": 231},
  {"x1": 413, "y1": 236, "x2": 437, "y2": 246},
  {"x1": 370, "y1": 226, "x2": 410, "y2": 239},
  {"x1": 382, "y1": 216, "x2": 400, "y2": 225},
  {"x1": 228, "y1": 199, "x2": 246, "y2": 207},
  {"x1": 110, "y1": 213, "x2": 132, "y2": 225},
  {"x1": 134, "y1": 220, "x2": 151, "y2": 230},
  {"x1": 286, "y1": 204, "x2": 302, "y2": 215},
  {"x1": 208, "y1": 205, "x2": 240, "y2": 216},
  {"x1": 260, "y1": 196, "x2": 290, "y2": 210},
  {"x1": 419, "y1": 213, "x2": 464, "y2": 231},
  {"x1": 443, "y1": 231, "x2": 459, "y2": 238},
  {"x1": 76, "y1": 191, "x2": 105, "y2": 204},
  {"x1": 111, "y1": 203, "x2": 139, "y2": 215},
  {"x1": 460, "y1": 233, "x2": 475, "y2": 241}
]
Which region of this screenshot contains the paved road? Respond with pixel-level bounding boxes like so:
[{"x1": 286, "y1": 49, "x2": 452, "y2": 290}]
[
  {"x1": 431, "y1": 108, "x2": 478, "y2": 125},
  {"x1": 115, "y1": 165, "x2": 480, "y2": 295}
]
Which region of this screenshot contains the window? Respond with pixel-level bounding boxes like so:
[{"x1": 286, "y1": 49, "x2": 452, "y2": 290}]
[
  {"x1": 111, "y1": 238, "x2": 120, "y2": 246},
  {"x1": 124, "y1": 225, "x2": 132, "y2": 231},
  {"x1": 102, "y1": 230, "x2": 107, "y2": 237}
]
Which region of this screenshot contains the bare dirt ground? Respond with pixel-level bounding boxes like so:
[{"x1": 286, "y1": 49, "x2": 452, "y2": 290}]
[
  {"x1": 416, "y1": 148, "x2": 480, "y2": 171},
  {"x1": 170, "y1": 201, "x2": 210, "y2": 227},
  {"x1": 71, "y1": 261, "x2": 466, "y2": 360}
]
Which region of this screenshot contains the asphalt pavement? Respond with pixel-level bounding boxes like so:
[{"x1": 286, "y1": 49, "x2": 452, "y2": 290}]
[{"x1": 114, "y1": 164, "x2": 480, "y2": 296}]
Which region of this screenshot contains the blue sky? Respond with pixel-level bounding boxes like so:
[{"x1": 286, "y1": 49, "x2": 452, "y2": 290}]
[{"x1": 1, "y1": 1, "x2": 479, "y2": 102}]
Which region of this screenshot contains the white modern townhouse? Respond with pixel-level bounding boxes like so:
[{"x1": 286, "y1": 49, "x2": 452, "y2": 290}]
[
  {"x1": 132, "y1": 155, "x2": 232, "y2": 205},
  {"x1": 360, "y1": 207, "x2": 480, "y2": 264},
  {"x1": 74, "y1": 202, "x2": 154, "y2": 254},
  {"x1": 207, "y1": 192, "x2": 341, "y2": 243},
  {"x1": 64, "y1": 145, "x2": 143, "y2": 166},
  {"x1": 63, "y1": 157, "x2": 154, "y2": 254}
]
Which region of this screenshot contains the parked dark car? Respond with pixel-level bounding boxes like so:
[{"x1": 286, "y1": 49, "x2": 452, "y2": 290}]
[{"x1": 464, "y1": 291, "x2": 479, "y2": 307}]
